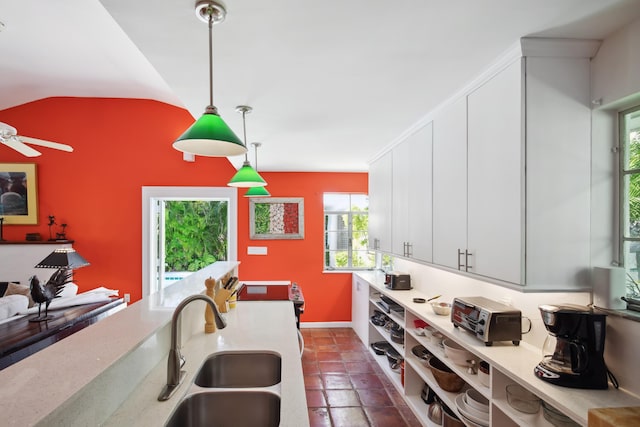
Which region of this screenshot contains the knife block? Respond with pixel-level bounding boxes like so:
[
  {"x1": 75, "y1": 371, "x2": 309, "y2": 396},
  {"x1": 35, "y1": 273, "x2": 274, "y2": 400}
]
[{"x1": 214, "y1": 288, "x2": 232, "y2": 313}]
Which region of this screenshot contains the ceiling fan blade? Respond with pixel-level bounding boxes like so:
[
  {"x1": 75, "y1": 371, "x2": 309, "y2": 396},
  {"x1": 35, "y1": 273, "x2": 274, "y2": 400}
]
[
  {"x1": 1, "y1": 136, "x2": 42, "y2": 157},
  {"x1": 19, "y1": 136, "x2": 74, "y2": 152}
]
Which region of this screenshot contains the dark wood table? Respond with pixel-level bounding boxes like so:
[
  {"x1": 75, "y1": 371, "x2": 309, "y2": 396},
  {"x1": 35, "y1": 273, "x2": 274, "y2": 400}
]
[{"x1": 0, "y1": 298, "x2": 125, "y2": 370}]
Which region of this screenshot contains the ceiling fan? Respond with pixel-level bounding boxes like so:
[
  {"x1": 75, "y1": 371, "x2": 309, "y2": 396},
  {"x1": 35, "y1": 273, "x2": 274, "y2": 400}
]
[{"x1": 0, "y1": 122, "x2": 73, "y2": 157}]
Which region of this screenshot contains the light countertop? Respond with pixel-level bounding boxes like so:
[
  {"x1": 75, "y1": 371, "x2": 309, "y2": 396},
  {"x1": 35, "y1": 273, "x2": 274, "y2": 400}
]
[{"x1": 0, "y1": 262, "x2": 308, "y2": 426}]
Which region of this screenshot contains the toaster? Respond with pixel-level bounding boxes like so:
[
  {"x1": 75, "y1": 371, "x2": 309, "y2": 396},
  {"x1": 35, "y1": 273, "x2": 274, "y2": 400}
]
[
  {"x1": 451, "y1": 296, "x2": 522, "y2": 346},
  {"x1": 384, "y1": 272, "x2": 411, "y2": 290}
]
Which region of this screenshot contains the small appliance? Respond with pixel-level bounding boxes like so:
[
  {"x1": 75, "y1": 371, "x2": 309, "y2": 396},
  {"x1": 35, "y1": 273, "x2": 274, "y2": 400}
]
[
  {"x1": 534, "y1": 304, "x2": 614, "y2": 389},
  {"x1": 384, "y1": 271, "x2": 411, "y2": 290},
  {"x1": 451, "y1": 296, "x2": 521, "y2": 346}
]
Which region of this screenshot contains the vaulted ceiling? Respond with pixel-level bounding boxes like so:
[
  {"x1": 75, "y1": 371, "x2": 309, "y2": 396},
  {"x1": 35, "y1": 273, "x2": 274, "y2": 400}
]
[{"x1": 1, "y1": 0, "x2": 639, "y2": 171}]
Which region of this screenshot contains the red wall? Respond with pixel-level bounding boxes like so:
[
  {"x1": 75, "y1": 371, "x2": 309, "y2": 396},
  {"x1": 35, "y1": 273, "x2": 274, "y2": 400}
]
[{"x1": 0, "y1": 97, "x2": 367, "y2": 323}]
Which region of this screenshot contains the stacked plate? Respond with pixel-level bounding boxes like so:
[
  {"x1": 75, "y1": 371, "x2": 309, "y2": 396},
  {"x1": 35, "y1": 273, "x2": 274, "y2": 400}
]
[{"x1": 455, "y1": 389, "x2": 489, "y2": 427}]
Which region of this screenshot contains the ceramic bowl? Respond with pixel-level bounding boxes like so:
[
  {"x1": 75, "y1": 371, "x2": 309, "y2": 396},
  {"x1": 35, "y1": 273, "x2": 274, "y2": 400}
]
[
  {"x1": 431, "y1": 301, "x2": 452, "y2": 316},
  {"x1": 442, "y1": 339, "x2": 476, "y2": 367},
  {"x1": 465, "y1": 389, "x2": 489, "y2": 412}
]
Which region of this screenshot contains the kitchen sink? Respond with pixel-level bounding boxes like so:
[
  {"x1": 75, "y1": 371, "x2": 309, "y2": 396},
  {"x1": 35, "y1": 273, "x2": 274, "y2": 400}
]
[
  {"x1": 194, "y1": 351, "x2": 282, "y2": 388},
  {"x1": 164, "y1": 390, "x2": 281, "y2": 427}
]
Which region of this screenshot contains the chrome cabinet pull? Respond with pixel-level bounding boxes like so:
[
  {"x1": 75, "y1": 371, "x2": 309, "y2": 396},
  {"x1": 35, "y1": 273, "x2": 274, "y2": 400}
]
[
  {"x1": 465, "y1": 250, "x2": 473, "y2": 271},
  {"x1": 458, "y1": 249, "x2": 465, "y2": 270}
]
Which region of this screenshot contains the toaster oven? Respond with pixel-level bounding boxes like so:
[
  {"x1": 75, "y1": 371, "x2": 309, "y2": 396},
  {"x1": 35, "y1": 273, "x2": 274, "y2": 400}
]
[{"x1": 451, "y1": 296, "x2": 521, "y2": 346}]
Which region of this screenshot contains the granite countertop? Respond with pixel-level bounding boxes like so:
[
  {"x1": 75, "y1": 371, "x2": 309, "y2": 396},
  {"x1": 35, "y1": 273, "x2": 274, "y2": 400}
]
[{"x1": 0, "y1": 262, "x2": 308, "y2": 427}]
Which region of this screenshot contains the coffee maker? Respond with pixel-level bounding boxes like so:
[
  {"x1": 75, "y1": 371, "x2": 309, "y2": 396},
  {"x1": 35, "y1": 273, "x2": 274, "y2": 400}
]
[{"x1": 534, "y1": 304, "x2": 610, "y2": 389}]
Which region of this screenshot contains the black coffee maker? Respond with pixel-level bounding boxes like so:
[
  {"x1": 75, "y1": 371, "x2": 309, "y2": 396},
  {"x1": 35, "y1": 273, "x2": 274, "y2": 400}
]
[{"x1": 534, "y1": 304, "x2": 611, "y2": 389}]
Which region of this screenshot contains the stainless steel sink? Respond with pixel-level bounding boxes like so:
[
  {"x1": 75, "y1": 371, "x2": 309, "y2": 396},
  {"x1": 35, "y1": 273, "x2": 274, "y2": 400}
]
[
  {"x1": 194, "y1": 351, "x2": 282, "y2": 388},
  {"x1": 164, "y1": 391, "x2": 281, "y2": 427}
]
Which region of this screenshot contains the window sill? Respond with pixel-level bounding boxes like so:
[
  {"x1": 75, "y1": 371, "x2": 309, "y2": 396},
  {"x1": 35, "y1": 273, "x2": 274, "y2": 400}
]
[{"x1": 594, "y1": 306, "x2": 640, "y2": 323}]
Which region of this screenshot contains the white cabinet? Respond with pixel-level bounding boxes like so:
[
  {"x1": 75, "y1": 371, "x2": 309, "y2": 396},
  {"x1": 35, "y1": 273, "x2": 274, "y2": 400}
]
[
  {"x1": 351, "y1": 275, "x2": 370, "y2": 344},
  {"x1": 463, "y1": 56, "x2": 592, "y2": 288},
  {"x1": 432, "y1": 97, "x2": 468, "y2": 270},
  {"x1": 392, "y1": 123, "x2": 433, "y2": 262},
  {"x1": 467, "y1": 59, "x2": 524, "y2": 284},
  {"x1": 368, "y1": 151, "x2": 392, "y2": 252}
]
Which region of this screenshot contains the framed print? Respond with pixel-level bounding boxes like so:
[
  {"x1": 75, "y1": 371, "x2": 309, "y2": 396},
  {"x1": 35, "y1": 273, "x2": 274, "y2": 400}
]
[
  {"x1": 249, "y1": 197, "x2": 304, "y2": 240},
  {"x1": 0, "y1": 163, "x2": 38, "y2": 224}
]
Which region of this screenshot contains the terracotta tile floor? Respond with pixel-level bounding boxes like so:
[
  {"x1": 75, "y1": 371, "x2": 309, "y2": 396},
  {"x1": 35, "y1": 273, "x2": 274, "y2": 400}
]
[{"x1": 301, "y1": 328, "x2": 422, "y2": 427}]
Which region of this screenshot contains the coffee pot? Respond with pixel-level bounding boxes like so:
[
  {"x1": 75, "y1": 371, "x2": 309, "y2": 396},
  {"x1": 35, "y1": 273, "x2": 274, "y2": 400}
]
[{"x1": 534, "y1": 304, "x2": 614, "y2": 389}]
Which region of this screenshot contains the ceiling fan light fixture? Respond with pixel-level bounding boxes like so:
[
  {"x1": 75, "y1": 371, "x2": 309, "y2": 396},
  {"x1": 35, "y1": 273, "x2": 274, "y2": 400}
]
[{"x1": 172, "y1": 1, "x2": 246, "y2": 158}]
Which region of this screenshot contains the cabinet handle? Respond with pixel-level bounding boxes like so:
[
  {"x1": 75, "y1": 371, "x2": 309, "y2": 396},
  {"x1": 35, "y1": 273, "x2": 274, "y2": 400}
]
[
  {"x1": 458, "y1": 249, "x2": 465, "y2": 270},
  {"x1": 407, "y1": 242, "x2": 413, "y2": 257},
  {"x1": 465, "y1": 250, "x2": 473, "y2": 271},
  {"x1": 374, "y1": 238, "x2": 380, "y2": 250}
]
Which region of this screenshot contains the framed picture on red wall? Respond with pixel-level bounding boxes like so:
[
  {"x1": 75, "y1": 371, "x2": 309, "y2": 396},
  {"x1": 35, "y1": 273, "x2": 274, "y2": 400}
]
[
  {"x1": 0, "y1": 163, "x2": 38, "y2": 224},
  {"x1": 249, "y1": 197, "x2": 304, "y2": 240}
]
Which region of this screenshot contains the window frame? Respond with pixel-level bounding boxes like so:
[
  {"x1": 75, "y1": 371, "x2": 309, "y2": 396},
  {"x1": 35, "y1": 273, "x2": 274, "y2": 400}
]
[
  {"x1": 323, "y1": 192, "x2": 373, "y2": 271},
  {"x1": 619, "y1": 104, "x2": 640, "y2": 297}
]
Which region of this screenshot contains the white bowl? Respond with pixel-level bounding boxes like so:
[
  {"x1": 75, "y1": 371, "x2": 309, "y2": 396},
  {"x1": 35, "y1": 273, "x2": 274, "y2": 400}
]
[
  {"x1": 443, "y1": 339, "x2": 476, "y2": 367},
  {"x1": 431, "y1": 301, "x2": 452, "y2": 316},
  {"x1": 465, "y1": 389, "x2": 489, "y2": 412},
  {"x1": 455, "y1": 394, "x2": 489, "y2": 426}
]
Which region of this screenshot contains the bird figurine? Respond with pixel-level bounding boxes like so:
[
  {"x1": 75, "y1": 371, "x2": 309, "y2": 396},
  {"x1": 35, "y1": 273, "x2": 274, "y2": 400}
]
[{"x1": 28, "y1": 269, "x2": 73, "y2": 321}]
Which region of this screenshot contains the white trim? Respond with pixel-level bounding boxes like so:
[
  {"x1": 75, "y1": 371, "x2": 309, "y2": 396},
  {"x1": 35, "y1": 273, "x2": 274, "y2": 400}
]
[{"x1": 141, "y1": 186, "x2": 238, "y2": 297}]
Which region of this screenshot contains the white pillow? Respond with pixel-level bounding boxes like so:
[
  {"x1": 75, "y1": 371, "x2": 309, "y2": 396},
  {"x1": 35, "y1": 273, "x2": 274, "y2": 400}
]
[
  {"x1": 0, "y1": 294, "x2": 29, "y2": 321},
  {"x1": 60, "y1": 282, "x2": 79, "y2": 298}
]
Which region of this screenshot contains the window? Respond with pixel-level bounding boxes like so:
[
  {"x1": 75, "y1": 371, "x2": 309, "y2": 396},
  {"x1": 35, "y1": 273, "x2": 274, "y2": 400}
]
[
  {"x1": 142, "y1": 187, "x2": 237, "y2": 297},
  {"x1": 323, "y1": 193, "x2": 374, "y2": 270},
  {"x1": 620, "y1": 105, "x2": 640, "y2": 298}
]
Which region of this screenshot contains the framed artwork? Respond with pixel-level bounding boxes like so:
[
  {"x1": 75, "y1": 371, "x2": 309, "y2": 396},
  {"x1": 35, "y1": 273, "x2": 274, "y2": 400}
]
[
  {"x1": 249, "y1": 197, "x2": 304, "y2": 240},
  {"x1": 0, "y1": 163, "x2": 38, "y2": 224}
]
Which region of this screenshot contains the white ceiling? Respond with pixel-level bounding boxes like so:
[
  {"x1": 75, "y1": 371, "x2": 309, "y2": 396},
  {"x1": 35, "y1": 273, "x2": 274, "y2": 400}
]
[{"x1": 1, "y1": 0, "x2": 639, "y2": 171}]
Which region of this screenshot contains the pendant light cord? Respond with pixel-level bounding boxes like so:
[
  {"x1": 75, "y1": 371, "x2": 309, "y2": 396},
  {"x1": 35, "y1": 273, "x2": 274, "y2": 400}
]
[
  {"x1": 208, "y1": 9, "x2": 214, "y2": 107},
  {"x1": 242, "y1": 109, "x2": 249, "y2": 162}
]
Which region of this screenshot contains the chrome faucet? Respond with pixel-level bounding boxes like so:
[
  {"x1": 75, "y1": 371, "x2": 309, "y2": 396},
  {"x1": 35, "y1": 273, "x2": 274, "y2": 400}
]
[{"x1": 158, "y1": 294, "x2": 227, "y2": 401}]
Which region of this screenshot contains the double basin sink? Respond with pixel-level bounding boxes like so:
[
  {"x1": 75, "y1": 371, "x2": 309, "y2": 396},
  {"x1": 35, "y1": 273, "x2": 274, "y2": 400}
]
[{"x1": 165, "y1": 351, "x2": 282, "y2": 427}]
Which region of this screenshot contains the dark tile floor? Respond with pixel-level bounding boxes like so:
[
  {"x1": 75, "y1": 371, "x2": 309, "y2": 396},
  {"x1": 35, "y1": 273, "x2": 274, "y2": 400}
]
[{"x1": 301, "y1": 328, "x2": 422, "y2": 427}]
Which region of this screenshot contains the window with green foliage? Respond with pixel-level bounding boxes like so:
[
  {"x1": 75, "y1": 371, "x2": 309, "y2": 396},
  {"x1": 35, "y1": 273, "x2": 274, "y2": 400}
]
[
  {"x1": 324, "y1": 193, "x2": 374, "y2": 270},
  {"x1": 621, "y1": 105, "x2": 640, "y2": 298},
  {"x1": 164, "y1": 200, "x2": 228, "y2": 272}
]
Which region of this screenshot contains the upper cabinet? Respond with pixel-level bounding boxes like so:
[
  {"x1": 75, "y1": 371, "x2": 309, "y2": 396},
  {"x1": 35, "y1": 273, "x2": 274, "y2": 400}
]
[
  {"x1": 370, "y1": 38, "x2": 599, "y2": 291},
  {"x1": 368, "y1": 151, "x2": 392, "y2": 253},
  {"x1": 392, "y1": 123, "x2": 433, "y2": 263}
]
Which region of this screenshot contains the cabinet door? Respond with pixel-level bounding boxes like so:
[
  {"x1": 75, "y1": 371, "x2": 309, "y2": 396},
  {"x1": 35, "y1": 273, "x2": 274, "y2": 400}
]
[
  {"x1": 408, "y1": 123, "x2": 433, "y2": 262},
  {"x1": 392, "y1": 137, "x2": 411, "y2": 256},
  {"x1": 392, "y1": 123, "x2": 433, "y2": 261},
  {"x1": 351, "y1": 275, "x2": 369, "y2": 344},
  {"x1": 368, "y1": 151, "x2": 392, "y2": 252},
  {"x1": 467, "y1": 59, "x2": 523, "y2": 284},
  {"x1": 433, "y1": 97, "x2": 467, "y2": 269}
]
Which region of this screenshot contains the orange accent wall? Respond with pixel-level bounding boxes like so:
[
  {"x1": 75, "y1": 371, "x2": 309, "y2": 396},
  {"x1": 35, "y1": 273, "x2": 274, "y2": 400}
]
[{"x1": 0, "y1": 97, "x2": 367, "y2": 323}]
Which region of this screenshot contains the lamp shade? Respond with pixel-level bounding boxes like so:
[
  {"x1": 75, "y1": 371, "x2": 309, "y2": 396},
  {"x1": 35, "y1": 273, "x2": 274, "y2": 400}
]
[
  {"x1": 244, "y1": 186, "x2": 271, "y2": 197},
  {"x1": 35, "y1": 248, "x2": 90, "y2": 269},
  {"x1": 227, "y1": 161, "x2": 267, "y2": 187},
  {"x1": 173, "y1": 108, "x2": 247, "y2": 157}
]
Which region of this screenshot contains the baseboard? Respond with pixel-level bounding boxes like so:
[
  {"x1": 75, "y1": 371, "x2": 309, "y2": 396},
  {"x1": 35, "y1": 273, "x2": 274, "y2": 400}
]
[{"x1": 300, "y1": 321, "x2": 352, "y2": 329}]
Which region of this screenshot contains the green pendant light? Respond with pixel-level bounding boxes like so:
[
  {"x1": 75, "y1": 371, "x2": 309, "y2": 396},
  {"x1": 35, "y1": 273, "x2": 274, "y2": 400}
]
[
  {"x1": 245, "y1": 143, "x2": 271, "y2": 197},
  {"x1": 172, "y1": 1, "x2": 247, "y2": 157},
  {"x1": 227, "y1": 106, "x2": 267, "y2": 188}
]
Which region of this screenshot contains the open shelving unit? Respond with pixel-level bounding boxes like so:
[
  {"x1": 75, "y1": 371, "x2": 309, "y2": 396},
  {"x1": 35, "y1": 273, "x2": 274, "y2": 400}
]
[{"x1": 352, "y1": 273, "x2": 640, "y2": 427}]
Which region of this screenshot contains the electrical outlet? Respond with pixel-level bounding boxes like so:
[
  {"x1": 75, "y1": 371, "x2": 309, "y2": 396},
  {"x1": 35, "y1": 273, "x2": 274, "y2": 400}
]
[{"x1": 124, "y1": 293, "x2": 130, "y2": 303}]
